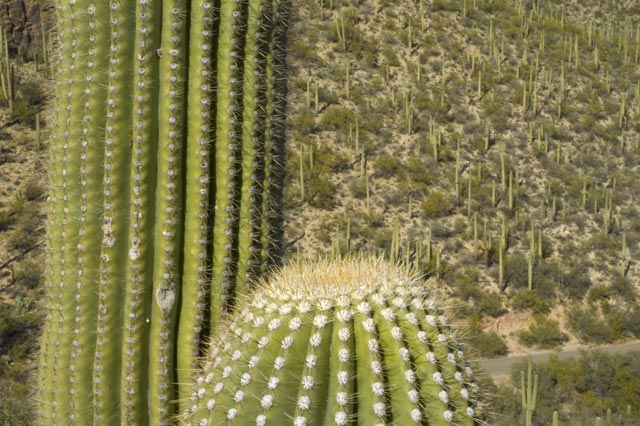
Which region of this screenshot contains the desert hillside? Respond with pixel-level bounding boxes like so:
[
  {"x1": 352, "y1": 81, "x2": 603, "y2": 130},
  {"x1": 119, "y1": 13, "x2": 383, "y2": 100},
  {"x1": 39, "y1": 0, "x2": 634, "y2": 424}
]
[{"x1": 283, "y1": 0, "x2": 640, "y2": 358}]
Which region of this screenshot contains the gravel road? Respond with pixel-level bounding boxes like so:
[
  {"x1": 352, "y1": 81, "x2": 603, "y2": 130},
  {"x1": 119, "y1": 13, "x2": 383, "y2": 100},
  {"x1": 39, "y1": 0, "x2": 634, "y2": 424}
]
[{"x1": 478, "y1": 340, "x2": 640, "y2": 382}]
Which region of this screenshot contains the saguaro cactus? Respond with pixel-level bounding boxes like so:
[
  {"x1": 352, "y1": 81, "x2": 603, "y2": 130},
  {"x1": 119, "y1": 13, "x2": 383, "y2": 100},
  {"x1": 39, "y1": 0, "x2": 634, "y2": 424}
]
[
  {"x1": 37, "y1": 0, "x2": 291, "y2": 424},
  {"x1": 182, "y1": 258, "x2": 483, "y2": 425}
]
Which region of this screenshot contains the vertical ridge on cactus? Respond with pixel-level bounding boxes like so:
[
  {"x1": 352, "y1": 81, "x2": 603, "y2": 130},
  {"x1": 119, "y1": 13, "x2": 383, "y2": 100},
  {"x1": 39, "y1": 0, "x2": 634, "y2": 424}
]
[
  {"x1": 38, "y1": 0, "x2": 290, "y2": 423},
  {"x1": 182, "y1": 258, "x2": 484, "y2": 426}
]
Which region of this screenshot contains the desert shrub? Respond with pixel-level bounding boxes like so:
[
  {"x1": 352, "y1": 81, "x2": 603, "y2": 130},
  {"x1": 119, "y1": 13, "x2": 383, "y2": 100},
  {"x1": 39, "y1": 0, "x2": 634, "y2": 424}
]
[
  {"x1": 291, "y1": 112, "x2": 316, "y2": 135},
  {"x1": 306, "y1": 175, "x2": 336, "y2": 209},
  {"x1": 12, "y1": 260, "x2": 42, "y2": 290},
  {"x1": 319, "y1": 105, "x2": 356, "y2": 130},
  {"x1": 348, "y1": 177, "x2": 367, "y2": 199},
  {"x1": 587, "y1": 283, "x2": 611, "y2": 304},
  {"x1": 518, "y1": 316, "x2": 567, "y2": 349},
  {"x1": 559, "y1": 263, "x2": 592, "y2": 299},
  {"x1": 511, "y1": 289, "x2": 550, "y2": 314},
  {"x1": 0, "y1": 209, "x2": 15, "y2": 232},
  {"x1": 477, "y1": 291, "x2": 505, "y2": 317},
  {"x1": 6, "y1": 207, "x2": 42, "y2": 252},
  {"x1": 373, "y1": 153, "x2": 403, "y2": 178},
  {"x1": 502, "y1": 253, "x2": 528, "y2": 289},
  {"x1": 398, "y1": 156, "x2": 435, "y2": 196},
  {"x1": 12, "y1": 98, "x2": 38, "y2": 127},
  {"x1": 610, "y1": 276, "x2": 636, "y2": 301},
  {"x1": 420, "y1": 190, "x2": 453, "y2": 217},
  {"x1": 623, "y1": 306, "x2": 640, "y2": 337},
  {"x1": 453, "y1": 266, "x2": 482, "y2": 300},
  {"x1": 18, "y1": 81, "x2": 46, "y2": 106},
  {"x1": 467, "y1": 328, "x2": 508, "y2": 358},
  {"x1": 567, "y1": 304, "x2": 617, "y2": 344},
  {"x1": 531, "y1": 261, "x2": 563, "y2": 300},
  {"x1": 22, "y1": 180, "x2": 44, "y2": 201},
  {"x1": 0, "y1": 299, "x2": 41, "y2": 426},
  {"x1": 13, "y1": 81, "x2": 46, "y2": 127}
]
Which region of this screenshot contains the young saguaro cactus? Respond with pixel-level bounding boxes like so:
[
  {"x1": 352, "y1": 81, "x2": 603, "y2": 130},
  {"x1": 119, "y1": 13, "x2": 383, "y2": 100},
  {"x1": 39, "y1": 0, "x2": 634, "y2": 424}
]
[
  {"x1": 182, "y1": 258, "x2": 484, "y2": 425},
  {"x1": 38, "y1": 0, "x2": 291, "y2": 424}
]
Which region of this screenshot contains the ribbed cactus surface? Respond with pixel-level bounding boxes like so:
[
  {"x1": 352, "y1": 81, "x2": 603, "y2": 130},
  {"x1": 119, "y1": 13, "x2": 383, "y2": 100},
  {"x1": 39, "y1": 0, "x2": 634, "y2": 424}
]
[
  {"x1": 37, "y1": 0, "x2": 290, "y2": 424},
  {"x1": 182, "y1": 259, "x2": 482, "y2": 425}
]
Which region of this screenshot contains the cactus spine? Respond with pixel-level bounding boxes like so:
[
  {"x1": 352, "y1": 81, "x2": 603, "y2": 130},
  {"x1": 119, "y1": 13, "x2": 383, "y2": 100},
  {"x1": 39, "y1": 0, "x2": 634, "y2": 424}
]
[
  {"x1": 182, "y1": 259, "x2": 483, "y2": 425},
  {"x1": 38, "y1": 0, "x2": 291, "y2": 424}
]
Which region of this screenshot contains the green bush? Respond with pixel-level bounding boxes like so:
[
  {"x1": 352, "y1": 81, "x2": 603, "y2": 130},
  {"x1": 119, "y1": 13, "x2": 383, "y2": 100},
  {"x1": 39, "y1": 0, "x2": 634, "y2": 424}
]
[
  {"x1": 373, "y1": 153, "x2": 403, "y2": 178},
  {"x1": 348, "y1": 176, "x2": 367, "y2": 199},
  {"x1": 518, "y1": 315, "x2": 567, "y2": 349},
  {"x1": 291, "y1": 112, "x2": 316, "y2": 135},
  {"x1": 12, "y1": 81, "x2": 46, "y2": 127},
  {"x1": 319, "y1": 105, "x2": 356, "y2": 130},
  {"x1": 610, "y1": 276, "x2": 636, "y2": 301},
  {"x1": 420, "y1": 190, "x2": 453, "y2": 217},
  {"x1": 6, "y1": 208, "x2": 42, "y2": 252},
  {"x1": 511, "y1": 289, "x2": 550, "y2": 314},
  {"x1": 0, "y1": 299, "x2": 42, "y2": 426},
  {"x1": 623, "y1": 306, "x2": 640, "y2": 337},
  {"x1": 12, "y1": 98, "x2": 38, "y2": 127},
  {"x1": 467, "y1": 328, "x2": 508, "y2": 358},
  {"x1": 587, "y1": 283, "x2": 610, "y2": 303},
  {"x1": 478, "y1": 291, "x2": 505, "y2": 317},
  {"x1": 453, "y1": 266, "x2": 482, "y2": 300},
  {"x1": 559, "y1": 264, "x2": 592, "y2": 299},
  {"x1": 22, "y1": 180, "x2": 44, "y2": 202},
  {"x1": 306, "y1": 175, "x2": 336, "y2": 209},
  {"x1": 0, "y1": 209, "x2": 15, "y2": 232},
  {"x1": 567, "y1": 304, "x2": 617, "y2": 344}
]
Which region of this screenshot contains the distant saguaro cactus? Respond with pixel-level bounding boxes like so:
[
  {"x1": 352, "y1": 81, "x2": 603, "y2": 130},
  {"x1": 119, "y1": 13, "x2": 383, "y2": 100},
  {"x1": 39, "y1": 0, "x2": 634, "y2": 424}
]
[
  {"x1": 37, "y1": 0, "x2": 291, "y2": 424},
  {"x1": 182, "y1": 258, "x2": 483, "y2": 426}
]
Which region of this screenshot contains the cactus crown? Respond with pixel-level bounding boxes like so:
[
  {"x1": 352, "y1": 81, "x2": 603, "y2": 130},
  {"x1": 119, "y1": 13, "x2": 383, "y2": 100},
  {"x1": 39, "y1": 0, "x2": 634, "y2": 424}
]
[{"x1": 182, "y1": 258, "x2": 483, "y2": 426}]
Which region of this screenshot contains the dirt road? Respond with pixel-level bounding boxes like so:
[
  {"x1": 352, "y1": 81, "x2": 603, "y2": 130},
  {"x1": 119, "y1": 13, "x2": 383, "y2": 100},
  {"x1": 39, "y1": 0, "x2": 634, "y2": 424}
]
[{"x1": 478, "y1": 340, "x2": 640, "y2": 383}]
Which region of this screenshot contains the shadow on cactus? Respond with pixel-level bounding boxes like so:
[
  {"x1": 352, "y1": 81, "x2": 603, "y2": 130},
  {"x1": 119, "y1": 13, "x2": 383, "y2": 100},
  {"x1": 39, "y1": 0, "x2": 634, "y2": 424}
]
[{"x1": 181, "y1": 258, "x2": 486, "y2": 425}]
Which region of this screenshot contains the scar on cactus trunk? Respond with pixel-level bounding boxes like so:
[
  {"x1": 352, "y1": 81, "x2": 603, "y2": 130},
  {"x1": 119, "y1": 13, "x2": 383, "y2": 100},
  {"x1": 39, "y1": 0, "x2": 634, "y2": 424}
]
[
  {"x1": 182, "y1": 258, "x2": 485, "y2": 426},
  {"x1": 38, "y1": 0, "x2": 290, "y2": 424}
]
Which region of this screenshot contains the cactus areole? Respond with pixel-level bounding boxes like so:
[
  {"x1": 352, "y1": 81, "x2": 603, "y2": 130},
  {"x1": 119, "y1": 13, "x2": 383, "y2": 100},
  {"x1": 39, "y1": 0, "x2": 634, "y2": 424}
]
[
  {"x1": 38, "y1": 0, "x2": 290, "y2": 424},
  {"x1": 182, "y1": 259, "x2": 483, "y2": 426}
]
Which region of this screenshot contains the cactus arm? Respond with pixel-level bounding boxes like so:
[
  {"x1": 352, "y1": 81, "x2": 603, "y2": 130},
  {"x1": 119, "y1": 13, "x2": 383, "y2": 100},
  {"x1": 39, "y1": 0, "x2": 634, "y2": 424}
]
[
  {"x1": 120, "y1": 0, "x2": 161, "y2": 423},
  {"x1": 236, "y1": 0, "x2": 271, "y2": 298},
  {"x1": 93, "y1": 0, "x2": 136, "y2": 423},
  {"x1": 149, "y1": 0, "x2": 189, "y2": 422},
  {"x1": 177, "y1": 0, "x2": 215, "y2": 400}
]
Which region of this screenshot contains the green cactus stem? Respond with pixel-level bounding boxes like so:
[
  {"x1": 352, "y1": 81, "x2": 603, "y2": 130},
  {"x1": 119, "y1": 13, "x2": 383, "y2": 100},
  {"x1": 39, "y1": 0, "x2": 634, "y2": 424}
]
[
  {"x1": 521, "y1": 358, "x2": 538, "y2": 426},
  {"x1": 38, "y1": 0, "x2": 291, "y2": 424},
  {"x1": 181, "y1": 258, "x2": 484, "y2": 426}
]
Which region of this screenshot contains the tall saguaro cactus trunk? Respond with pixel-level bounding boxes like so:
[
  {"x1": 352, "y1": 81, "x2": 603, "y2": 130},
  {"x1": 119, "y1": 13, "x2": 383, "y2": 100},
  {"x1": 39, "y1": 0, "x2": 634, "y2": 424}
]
[{"x1": 37, "y1": 0, "x2": 290, "y2": 424}]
